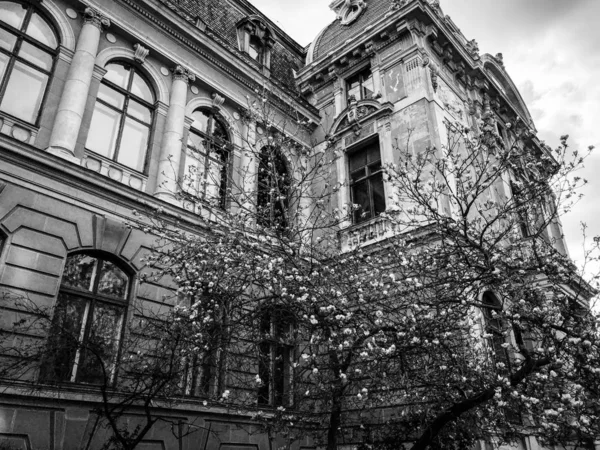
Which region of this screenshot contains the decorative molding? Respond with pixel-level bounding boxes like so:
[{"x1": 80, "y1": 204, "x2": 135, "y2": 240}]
[
  {"x1": 114, "y1": 0, "x2": 318, "y2": 119},
  {"x1": 40, "y1": 0, "x2": 76, "y2": 51},
  {"x1": 95, "y1": 46, "x2": 169, "y2": 104},
  {"x1": 83, "y1": 7, "x2": 110, "y2": 30},
  {"x1": 133, "y1": 43, "x2": 150, "y2": 64},
  {"x1": 172, "y1": 65, "x2": 196, "y2": 83},
  {"x1": 212, "y1": 93, "x2": 225, "y2": 109}
]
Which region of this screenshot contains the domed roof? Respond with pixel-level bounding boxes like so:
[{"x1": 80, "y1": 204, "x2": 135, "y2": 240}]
[{"x1": 307, "y1": 0, "x2": 392, "y2": 64}]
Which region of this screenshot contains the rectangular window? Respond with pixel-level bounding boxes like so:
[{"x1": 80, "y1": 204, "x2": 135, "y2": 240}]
[
  {"x1": 510, "y1": 181, "x2": 531, "y2": 238},
  {"x1": 258, "y1": 310, "x2": 293, "y2": 407},
  {"x1": 349, "y1": 140, "x2": 386, "y2": 224},
  {"x1": 346, "y1": 66, "x2": 374, "y2": 103}
]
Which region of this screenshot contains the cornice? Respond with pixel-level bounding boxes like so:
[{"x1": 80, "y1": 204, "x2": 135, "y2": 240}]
[
  {"x1": 114, "y1": 0, "x2": 318, "y2": 120},
  {"x1": 0, "y1": 136, "x2": 211, "y2": 235}
]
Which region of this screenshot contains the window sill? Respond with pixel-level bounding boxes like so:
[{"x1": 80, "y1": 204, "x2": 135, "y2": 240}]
[
  {"x1": 0, "y1": 111, "x2": 39, "y2": 146},
  {"x1": 82, "y1": 151, "x2": 148, "y2": 192},
  {"x1": 340, "y1": 214, "x2": 397, "y2": 251}
]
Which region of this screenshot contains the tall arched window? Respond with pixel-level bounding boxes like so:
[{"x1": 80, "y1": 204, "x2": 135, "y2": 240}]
[
  {"x1": 41, "y1": 253, "x2": 130, "y2": 385},
  {"x1": 257, "y1": 146, "x2": 290, "y2": 229},
  {"x1": 184, "y1": 108, "x2": 231, "y2": 208},
  {"x1": 0, "y1": 1, "x2": 59, "y2": 123},
  {"x1": 85, "y1": 62, "x2": 155, "y2": 173}
]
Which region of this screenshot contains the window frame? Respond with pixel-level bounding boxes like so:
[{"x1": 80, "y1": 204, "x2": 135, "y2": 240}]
[
  {"x1": 345, "y1": 65, "x2": 374, "y2": 104},
  {"x1": 85, "y1": 61, "x2": 156, "y2": 174},
  {"x1": 347, "y1": 137, "x2": 386, "y2": 224},
  {"x1": 184, "y1": 108, "x2": 232, "y2": 209},
  {"x1": 257, "y1": 146, "x2": 291, "y2": 230},
  {"x1": 257, "y1": 308, "x2": 294, "y2": 407},
  {"x1": 41, "y1": 253, "x2": 132, "y2": 386},
  {"x1": 0, "y1": 0, "x2": 59, "y2": 125}
]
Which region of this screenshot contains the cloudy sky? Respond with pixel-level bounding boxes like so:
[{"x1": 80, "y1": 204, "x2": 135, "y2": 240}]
[{"x1": 253, "y1": 0, "x2": 600, "y2": 274}]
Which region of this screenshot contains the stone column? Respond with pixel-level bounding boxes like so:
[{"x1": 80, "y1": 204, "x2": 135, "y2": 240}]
[
  {"x1": 237, "y1": 120, "x2": 257, "y2": 217},
  {"x1": 47, "y1": 7, "x2": 109, "y2": 162},
  {"x1": 154, "y1": 65, "x2": 195, "y2": 203}
]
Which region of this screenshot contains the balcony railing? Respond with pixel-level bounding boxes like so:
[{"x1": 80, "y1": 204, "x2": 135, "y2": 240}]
[{"x1": 340, "y1": 215, "x2": 397, "y2": 251}]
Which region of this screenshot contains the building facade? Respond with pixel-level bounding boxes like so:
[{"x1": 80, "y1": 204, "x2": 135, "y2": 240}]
[{"x1": 0, "y1": 0, "x2": 575, "y2": 449}]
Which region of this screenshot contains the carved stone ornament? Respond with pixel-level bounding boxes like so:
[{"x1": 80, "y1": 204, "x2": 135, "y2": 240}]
[
  {"x1": 337, "y1": 0, "x2": 367, "y2": 26},
  {"x1": 493, "y1": 52, "x2": 505, "y2": 67},
  {"x1": 212, "y1": 93, "x2": 225, "y2": 109},
  {"x1": 133, "y1": 43, "x2": 149, "y2": 64},
  {"x1": 389, "y1": 0, "x2": 414, "y2": 11},
  {"x1": 328, "y1": 65, "x2": 340, "y2": 80},
  {"x1": 172, "y1": 65, "x2": 195, "y2": 83},
  {"x1": 466, "y1": 39, "x2": 480, "y2": 57},
  {"x1": 83, "y1": 7, "x2": 110, "y2": 30},
  {"x1": 364, "y1": 40, "x2": 376, "y2": 55},
  {"x1": 429, "y1": 0, "x2": 443, "y2": 16},
  {"x1": 429, "y1": 65, "x2": 439, "y2": 92}
]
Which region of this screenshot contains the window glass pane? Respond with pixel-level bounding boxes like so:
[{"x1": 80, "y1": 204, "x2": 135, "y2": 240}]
[
  {"x1": 104, "y1": 63, "x2": 129, "y2": 89},
  {"x1": 352, "y1": 180, "x2": 372, "y2": 223},
  {"x1": 371, "y1": 174, "x2": 386, "y2": 216},
  {"x1": 130, "y1": 72, "x2": 153, "y2": 102},
  {"x1": 212, "y1": 119, "x2": 229, "y2": 142},
  {"x1": 116, "y1": 117, "x2": 149, "y2": 172},
  {"x1": 191, "y1": 110, "x2": 210, "y2": 133},
  {"x1": 0, "y1": 52, "x2": 8, "y2": 81},
  {"x1": 350, "y1": 168, "x2": 366, "y2": 182},
  {"x1": 205, "y1": 158, "x2": 224, "y2": 201},
  {"x1": 97, "y1": 83, "x2": 124, "y2": 109},
  {"x1": 366, "y1": 143, "x2": 381, "y2": 164},
  {"x1": 0, "y1": 61, "x2": 47, "y2": 122},
  {"x1": 41, "y1": 293, "x2": 87, "y2": 382},
  {"x1": 127, "y1": 99, "x2": 151, "y2": 124},
  {"x1": 0, "y1": 27, "x2": 17, "y2": 51},
  {"x1": 258, "y1": 342, "x2": 271, "y2": 405},
  {"x1": 97, "y1": 260, "x2": 128, "y2": 298},
  {"x1": 348, "y1": 150, "x2": 366, "y2": 173},
  {"x1": 77, "y1": 303, "x2": 124, "y2": 384},
  {"x1": 18, "y1": 40, "x2": 53, "y2": 71},
  {"x1": 183, "y1": 150, "x2": 203, "y2": 195},
  {"x1": 26, "y1": 13, "x2": 58, "y2": 49},
  {"x1": 362, "y1": 72, "x2": 374, "y2": 99},
  {"x1": 0, "y1": 2, "x2": 27, "y2": 30},
  {"x1": 61, "y1": 254, "x2": 98, "y2": 291},
  {"x1": 188, "y1": 130, "x2": 208, "y2": 156},
  {"x1": 85, "y1": 102, "x2": 121, "y2": 159}
]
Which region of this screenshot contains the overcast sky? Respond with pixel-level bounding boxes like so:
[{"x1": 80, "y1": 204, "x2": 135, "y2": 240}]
[{"x1": 252, "y1": 0, "x2": 600, "y2": 273}]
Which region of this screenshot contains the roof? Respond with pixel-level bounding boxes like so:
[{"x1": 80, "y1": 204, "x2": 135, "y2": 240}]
[{"x1": 309, "y1": 0, "x2": 392, "y2": 63}]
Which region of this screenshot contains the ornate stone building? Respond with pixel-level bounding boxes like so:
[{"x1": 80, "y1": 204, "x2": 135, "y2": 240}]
[{"x1": 0, "y1": 0, "x2": 571, "y2": 448}]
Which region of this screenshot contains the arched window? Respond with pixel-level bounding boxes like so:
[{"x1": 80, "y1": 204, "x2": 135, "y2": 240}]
[
  {"x1": 41, "y1": 253, "x2": 130, "y2": 385},
  {"x1": 0, "y1": 1, "x2": 59, "y2": 123},
  {"x1": 85, "y1": 62, "x2": 155, "y2": 173},
  {"x1": 257, "y1": 146, "x2": 290, "y2": 229},
  {"x1": 184, "y1": 108, "x2": 231, "y2": 208}
]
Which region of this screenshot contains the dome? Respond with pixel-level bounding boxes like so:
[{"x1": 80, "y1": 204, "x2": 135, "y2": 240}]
[{"x1": 306, "y1": 0, "x2": 394, "y2": 65}]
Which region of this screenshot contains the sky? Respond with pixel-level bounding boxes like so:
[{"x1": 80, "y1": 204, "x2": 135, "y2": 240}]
[{"x1": 252, "y1": 0, "x2": 600, "y2": 275}]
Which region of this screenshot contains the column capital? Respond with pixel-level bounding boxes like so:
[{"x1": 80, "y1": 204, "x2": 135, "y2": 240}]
[
  {"x1": 172, "y1": 65, "x2": 196, "y2": 83},
  {"x1": 83, "y1": 7, "x2": 110, "y2": 30}
]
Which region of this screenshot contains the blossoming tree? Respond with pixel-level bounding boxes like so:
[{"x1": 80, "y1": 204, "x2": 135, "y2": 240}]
[{"x1": 144, "y1": 96, "x2": 600, "y2": 450}]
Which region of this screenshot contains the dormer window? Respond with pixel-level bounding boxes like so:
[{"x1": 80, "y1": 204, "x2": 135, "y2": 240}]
[
  {"x1": 248, "y1": 36, "x2": 263, "y2": 63},
  {"x1": 237, "y1": 16, "x2": 274, "y2": 73}
]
